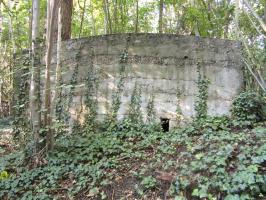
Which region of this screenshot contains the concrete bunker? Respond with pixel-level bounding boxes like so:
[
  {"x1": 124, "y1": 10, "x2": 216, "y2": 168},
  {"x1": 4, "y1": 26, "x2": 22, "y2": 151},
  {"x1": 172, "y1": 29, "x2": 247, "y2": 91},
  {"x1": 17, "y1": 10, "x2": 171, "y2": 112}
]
[{"x1": 16, "y1": 33, "x2": 243, "y2": 129}]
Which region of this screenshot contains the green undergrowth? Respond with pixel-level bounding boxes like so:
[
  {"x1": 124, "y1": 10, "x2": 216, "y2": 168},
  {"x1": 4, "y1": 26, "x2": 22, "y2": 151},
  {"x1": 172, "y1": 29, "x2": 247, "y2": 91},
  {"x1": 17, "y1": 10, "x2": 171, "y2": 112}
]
[{"x1": 1, "y1": 118, "x2": 266, "y2": 199}]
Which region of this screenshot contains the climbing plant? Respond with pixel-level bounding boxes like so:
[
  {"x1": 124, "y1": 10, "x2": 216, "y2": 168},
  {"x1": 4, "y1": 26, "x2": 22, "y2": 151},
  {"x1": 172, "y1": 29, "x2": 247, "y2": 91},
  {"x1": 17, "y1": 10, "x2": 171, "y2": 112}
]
[
  {"x1": 128, "y1": 82, "x2": 143, "y2": 124},
  {"x1": 176, "y1": 88, "x2": 183, "y2": 124},
  {"x1": 67, "y1": 57, "x2": 80, "y2": 118},
  {"x1": 194, "y1": 64, "x2": 210, "y2": 121},
  {"x1": 83, "y1": 47, "x2": 99, "y2": 132},
  {"x1": 12, "y1": 53, "x2": 31, "y2": 147},
  {"x1": 106, "y1": 50, "x2": 128, "y2": 128},
  {"x1": 146, "y1": 93, "x2": 156, "y2": 123}
]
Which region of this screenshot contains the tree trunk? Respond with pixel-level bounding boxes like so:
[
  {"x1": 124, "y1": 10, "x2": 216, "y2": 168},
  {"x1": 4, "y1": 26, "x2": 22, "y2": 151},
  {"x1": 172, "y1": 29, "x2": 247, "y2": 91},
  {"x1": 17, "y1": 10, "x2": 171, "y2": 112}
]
[
  {"x1": 53, "y1": 0, "x2": 63, "y2": 122},
  {"x1": 103, "y1": 0, "x2": 108, "y2": 34},
  {"x1": 158, "y1": 0, "x2": 163, "y2": 33},
  {"x1": 103, "y1": 0, "x2": 112, "y2": 34},
  {"x1": 106, "y1": 0, "x2": 112, "y2": 34},
  {"x1": 223, "y1": 0, "x2": 231, "y2": 38},
  {"x1": 8, "y1": 0, "x2": 16, "y2": 54},
  {"x1": 7, "y1": 0, "x2": 16, "y2": 116},
  {"x1": 30, "y1": 0, "x2": 41, "y2": 155},
  {"x1": 79, "y1": 0, "x2": 86, "y2": 38},
  {"x1": 47, "y1": 0, "x2": 59, "y2": 43},
  {"x1": 135, "y1": 0, "x2": 139, "y2": 33},
  {"x1": 173, "y1": 4, "x2": 180, "y2": 34},
  {"x1": 28, "y1": 0, "x2": 32, "y2": 48},
  {"x1": 234, "y1": 0, "x2": 240, "y2": 37},
  {"x1": 264, "y1": 2, "x2": 266, "y2": 24},
  {"x1": 0, "y1": 3, "x2": 2, "y2": 32},
  {"x1": 61, "y1": 0, "x2": 73, "y2": 40},
  {"x1": 113, "y1": 0, "x2": 117, "y2": 33},
  {"x1": 91, "y1": 1, "x2": 96, "y2": 35},
  {"x1": 44, "y1": 0, "x2": 57, "y2": 151},
  {"x1": 0, "y1": 80, "x2": 2, "y2": 118},
  {"x1": 48, "y1": 0, "x2": 72, "y2": 42},
  {"x1": 119, "y1": 0, "x2": 127, "y2": 32}
]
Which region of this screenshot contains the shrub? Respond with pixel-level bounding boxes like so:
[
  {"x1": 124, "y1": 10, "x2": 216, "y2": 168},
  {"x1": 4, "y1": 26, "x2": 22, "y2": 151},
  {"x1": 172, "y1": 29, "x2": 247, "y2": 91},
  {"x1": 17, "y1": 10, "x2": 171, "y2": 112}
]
[{"x1": 231, "y1": 91, "x2": 266, "y2": 122}]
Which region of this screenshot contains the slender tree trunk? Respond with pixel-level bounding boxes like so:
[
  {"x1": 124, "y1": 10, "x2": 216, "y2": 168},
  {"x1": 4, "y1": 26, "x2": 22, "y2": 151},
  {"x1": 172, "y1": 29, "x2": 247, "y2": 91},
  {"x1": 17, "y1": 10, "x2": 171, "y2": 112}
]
[
  {"x1": 30, "y1": 0, "x2": 41, "y2": 155},
  {"x1": 8, "y1": 0, "x2": 16, "y2": 54},
  {"x1": 106, "y1": 0, "x2": 112, "y2": 34},
  {"x1": 0, "y1": 4, "x2": 4, "y2": 116},
  {"x1": 0, "y1": 80, "x2": 2, "y2": 118},
  {"x1": 223, "y1": 0, "x2": 231, "y2": 38},
  {"x1": 113, "y1": 0, "x2": 118, "y2": 33},
  {"x1": 0, "y1": 2, "x2": 2, "y2": 32},
  {"x1": 28, "y1": 0, "x2": 32, "y2": 48},
  {"x1": 264, "y1": 2, "x2": 266, "y2": 24},
  {"x1": 79, "y1": 0, "x2": 86, "y2": 38},
  {"x1": 263, "y1": 2, "x2": 266, "y2": 81},
  {"x1": 103, "y1": 0, "x2": 108, "y2": 34},
  {"x1": 135, "y1": 0, "x2": 139, "y2": 33},
  {"x1": 53, "y1": 1, "x2": 63, "y2": 122},
  {"x1": 119, "y1": 0, "x2": 124, "y2": 32},
  {"x1": 103, "y1": 0, "x2": 112, "y2": 34},
  {"x1": 44, "y1": 0, "x2": 57, "y2": 151},
  {"x1": 91, "y1": 1, "x2": 96, "y2": 35},
  {"x1": 234, "y1": 0, "x2": 240, "y2": 37},
  {"x1": 158, "y1": 0, "x2": 163, "y2": 33},
  {"x1": 7, "y1": 1, "x2": 15, "y2": 116},
  {"x1": 46, "y1": 0, "x2": 50, "y2": 42},
  {"x1": 173, "y1": 4, "x2": 181, "y2": 34}
]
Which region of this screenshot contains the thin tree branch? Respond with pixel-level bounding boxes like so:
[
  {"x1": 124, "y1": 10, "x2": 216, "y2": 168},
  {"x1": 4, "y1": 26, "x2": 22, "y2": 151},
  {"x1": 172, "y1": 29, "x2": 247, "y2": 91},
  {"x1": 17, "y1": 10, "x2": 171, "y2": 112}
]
[
  {"x1": 242, "y1": 0, "x2": 266, "y2": 32},
  {"x1": 244, "y1": 10, "x2": 266, "y2": 37},
  {"x1": 0, "y1": 0, "x2": 13, "y2": 16},
  {"x1": 243, "y1": 59, "x2": 266, "y2": 91}
]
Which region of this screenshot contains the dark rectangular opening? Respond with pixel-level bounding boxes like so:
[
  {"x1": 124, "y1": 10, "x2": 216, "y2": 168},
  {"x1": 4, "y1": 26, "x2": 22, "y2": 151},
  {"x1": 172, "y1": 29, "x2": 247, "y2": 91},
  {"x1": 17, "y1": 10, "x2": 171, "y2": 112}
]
[{"x1": 160, "y1": 118, "x2": 170, "y2": 132}]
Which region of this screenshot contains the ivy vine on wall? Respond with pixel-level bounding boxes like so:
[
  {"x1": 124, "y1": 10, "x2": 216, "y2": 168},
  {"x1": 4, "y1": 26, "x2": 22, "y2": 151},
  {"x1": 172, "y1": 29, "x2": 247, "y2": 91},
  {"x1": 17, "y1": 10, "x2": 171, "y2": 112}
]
[
  {"x1": 194, "y1": 63, "x2": 210, "y2": 121},
  {"x1": 146, "y1": 93, "x2": 156, "y2": 123},
  {"x1": 128, "y1": 82, "x2": 143, "y2": 124},
  {"x1": 13, "y1": 54, "x2": 31, "y2": 146},
  {"x1": 176, "y1": 88, "x2": 183, "y2": 124},
  {"x1": 83, "y1": 46, "x2": 99, "y2": 131}
]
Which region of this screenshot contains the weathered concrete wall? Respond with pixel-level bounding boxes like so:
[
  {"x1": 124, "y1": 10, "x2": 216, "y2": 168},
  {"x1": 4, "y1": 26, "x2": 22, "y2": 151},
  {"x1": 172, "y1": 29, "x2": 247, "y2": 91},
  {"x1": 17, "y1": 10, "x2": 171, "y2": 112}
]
[{"x1": 49, "y1": 33, "x2": 243, "y2": 128}]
